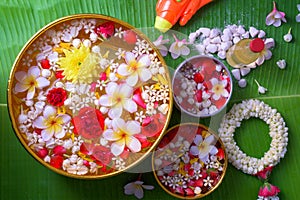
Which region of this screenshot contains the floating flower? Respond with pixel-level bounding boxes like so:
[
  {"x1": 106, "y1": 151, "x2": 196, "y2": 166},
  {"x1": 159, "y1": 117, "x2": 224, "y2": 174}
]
[
  {"x1": 153, "y1": 35, "x2": 169, "y2": 57},
  {"x1": 266, "y1": 1, "x2": 286, "y2": 27},
  {"x1": 33, "y1": 105, "x2": 71, "y2": 141},
  {"x1": 103, "y1": 118, "x2": 141, "y2": 156},
  {"x1": 72, "y1": 107, "x2": 105, "y2": 139},
  {"x1": 50, "y1": 154, "x2": 64, "y2": 169},
  {"x1": 117, "y1": 52, "x2": 152, "y2": 87},
  {"x1": 47, "y1": 88, "x2": 68, "y2": 107},
  {"x1": 169, "y1": 34, "x2": 190, "y2": 59},
  {"x1": 190, "y1": 134, "x2": 218, "y2": 163},
  {"x1": 14, "y1": 66, "x2": 50, "y2": 99},
  {"x1": 258, "y1": 182, "x2": 280, "y2": 198},
  {"x1": 123, "y1": 30, "x2": 137, "y2": 44},
  {"x1": 94, "y1": 21, "x2": 115, "y2": 39},
  {"x1": 57, "y1": 44, "x2": 99, "y2": 83},
  {"x1": 124, "y1": 180, "x2": 154, "y2": 199},
  {"x1": 210, "y1": 78, "x2": 229, "y2": 101},
  {"x1": 283, "y1": 27, "x2": 292, "y2": 42},
  {"x1": 296, "y1": 4, "x2": 300, "y2": 22},
  {"x1": 255, "y1": 79, "x2": 268, "y2": 94},
  {"x1": 99, "y1": 82, "x2": 137, "y2": 118}
]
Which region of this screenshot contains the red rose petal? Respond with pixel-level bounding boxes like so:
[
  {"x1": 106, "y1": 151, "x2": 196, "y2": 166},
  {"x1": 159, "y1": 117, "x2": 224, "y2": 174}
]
[
  {"x1": 123, "y1": 30, "x2": 137, "y2": 44},
  {"x1": 41, "y1": 59, "x2": 50, "y2": 69},
  {"x1": 55, "y1": 71, "x2": 64, "y2": 79},
  {"x1": 50, "y1": 155, "x2": 64, "y2": 169},
  {"x1": 37, "y1": 147, "x2": 48, "y2": 159},
  {"x1": 53, "y1": 145, "x2": 66, "y2": 156}
]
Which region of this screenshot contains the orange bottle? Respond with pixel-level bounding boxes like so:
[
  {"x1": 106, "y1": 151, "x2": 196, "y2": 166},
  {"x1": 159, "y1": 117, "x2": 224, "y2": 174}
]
[{"x1": 154, "y1": 0, "x2": 213, "y2": 32}]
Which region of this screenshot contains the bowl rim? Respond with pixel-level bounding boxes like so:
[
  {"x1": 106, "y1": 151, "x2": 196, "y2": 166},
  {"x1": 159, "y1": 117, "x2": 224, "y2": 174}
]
[
  {"x1": 152, "y1": 123, "x2": 228, "y2": 199},
  {"x1": 172, "y1": 55, "x2": 233, "y2": 118},
  {"x1": 7, "y1": 14, "x2": 173, "y2": 179}
]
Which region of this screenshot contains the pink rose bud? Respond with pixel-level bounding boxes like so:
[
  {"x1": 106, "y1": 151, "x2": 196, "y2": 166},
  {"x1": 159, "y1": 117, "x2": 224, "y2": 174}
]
[
  {"x1": 258, "y1": 182, "x2": 280, "y2": 197},
  {"x1": 53, "y1": 145, "x2": 67, "y2": 156}
]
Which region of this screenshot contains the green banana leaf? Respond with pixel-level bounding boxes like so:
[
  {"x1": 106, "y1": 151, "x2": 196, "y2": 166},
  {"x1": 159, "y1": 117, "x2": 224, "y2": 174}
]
[{"x1": 1, "y1": 0, "x2": 299, "y2": 199}]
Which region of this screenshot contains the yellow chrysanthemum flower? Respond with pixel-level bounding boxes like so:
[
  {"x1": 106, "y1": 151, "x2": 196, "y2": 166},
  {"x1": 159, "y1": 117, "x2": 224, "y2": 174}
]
[{"x1": 57, "y1": 44, "x2": 99, "y2": 83}]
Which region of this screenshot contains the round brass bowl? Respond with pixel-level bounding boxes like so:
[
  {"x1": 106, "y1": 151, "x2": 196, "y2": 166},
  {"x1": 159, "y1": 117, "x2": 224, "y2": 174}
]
[
  {"x1": 152, "y1": 123, "x2": 227, "y2": 199},
  {"x1": 172, "y1": 55, "x2": 233, "y2": 118},
  {"x1": 7, "y1": 14, "x2": 173, "y2": 179}
]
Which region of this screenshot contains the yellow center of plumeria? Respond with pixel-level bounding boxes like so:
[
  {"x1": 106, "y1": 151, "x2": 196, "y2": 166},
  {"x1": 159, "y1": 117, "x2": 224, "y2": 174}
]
[
  {"x1": 212, "y1": 84, "x2": 224, "y2": 95},
  {"x1": 44, "y1": 115, "x2": 63, "y2": 133}
]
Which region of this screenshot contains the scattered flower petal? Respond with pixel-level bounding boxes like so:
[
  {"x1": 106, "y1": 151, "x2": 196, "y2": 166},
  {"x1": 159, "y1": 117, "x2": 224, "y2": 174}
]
[{"x1": 169, "y1": 34, "x2": 190, "y2": 59}]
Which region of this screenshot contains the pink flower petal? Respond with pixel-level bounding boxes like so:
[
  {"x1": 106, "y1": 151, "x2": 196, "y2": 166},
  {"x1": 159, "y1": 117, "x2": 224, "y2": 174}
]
[
  {"x1": 180, "y1": 45, "x2": 190, "y2": 56},
  {"x1": 273, "y1": 19, "x2": 281, "y2": 27},
  {"x1": 264, "y1": 50, "x2": 272, "y2": 60},
  {"x1": 15, "y1": 71, "x2": 27, "y2": 82},
  {"x1": 108, "y1": 105, "x2": 123, "y2": 118},
  {"x1": 123, "y1": 99, "x2": 137, "y2": 113},
  {"x1": 117, "y1": 63, "x2": 131, "y2": 76},
  {"x1": 103, "y1": 129, "x2": 119, "y2": 141},
  {"x1": 105, "y1": 82, "x2": 118, "y2": 95},
  {"x1": 55, "y1": 129, "x2": 66, "y2": 139},
  {"x1": 43, "y1": 105, "x2": 56, "y2": 118},
  {"x1": 138, "y1": 54, "x2": 151, "y2": 67},
  {"x1": 28, "y1": 66, "x2": 41, "y2": 78},
  {"x1": 36, "y1": 77, "x2": 50, "y2": 89},
  {"x1": 111, "y1": 139, "x2": 125, "y2": 156},
  {"x1": 112, "y1": 118, "x2": 126, "y2": 130},
  {"x1": 124, "y1": 52, "x2": 136, "y2": 64},
  {"x1": 126, "y1": 121, "x2": 141, "y2": 135},
  {"x1": 138, "y1": 68, "x2": 152, "y2": 82},
  {"x1": 119, "y1": 84, "x2": 133, "y2": 97},
  {"x1": 134, "y1": 186, "x2": 144, "y2": 199},
  {"x1": 126, "y1": 73, "x2": 139, "y2": 87},
  {"x1": 41, "y1": 129, "x2": 54, "y2": 141},
  {"x1": 26, "y1": 86, "x2": 36, "y2": 99},
  {"x1": 99, "y1": 95, "x2": 113, "y2": 107},
  {"x1": 266, "y1": 15, "x2": 275, "y2": 26},
  {"x1": 126, "y1": 136, "x2": 141, "y2": 153},
  {"x1": 58, "y1": 114, "x2": 71, "y2": 124},
  {"x1": 14, "y1": 82, "x2": 29, "y2": 93},
  {"x1": 222, "y1": 89, "x2": 229, "y2": 98},
  {"x1": 33, "y1": 116, "x2": 47, "y2": 129}
]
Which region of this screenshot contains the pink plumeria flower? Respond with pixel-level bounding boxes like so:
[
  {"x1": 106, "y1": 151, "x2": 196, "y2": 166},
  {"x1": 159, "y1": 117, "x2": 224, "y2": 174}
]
[
  {"x1": 266, "y1": 1, "x2": 286, "y2": 27},
  {"x1": 99, "y1": 82, "x2": 137, "y2": 118},
  {"x1": 210, "y1": 78, "x2": 229, "y2": 100},
  {"x1": 190, "y1": 134, "x2": 218, "y2": 163},
  {"x1": 169, "y1": 34, "x2": 190, "y2": 59},
  {"x1": 33, "y1": 105, "x2": 71, "y2": 141},
  {"x1": 124, "y1": 180, "x2": 154, "y2": 199},
  {"x1": 117, "y1": 52, "x2": 152, "y2": 87},
  {"x1": 153, "y1": 35, "x2": 169, "y2": 57},
  {"x1": 103, "y1": 118, "x2": 141, "y2": 156},
  {"x1": 14, "y1": 66, "x2": 50, "y2": 99}
]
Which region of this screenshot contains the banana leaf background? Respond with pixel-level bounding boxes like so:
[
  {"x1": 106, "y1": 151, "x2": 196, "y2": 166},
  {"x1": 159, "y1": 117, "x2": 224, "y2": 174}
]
[{"x1": 1, "y1": 0, "x2": 300, "y2": 199}]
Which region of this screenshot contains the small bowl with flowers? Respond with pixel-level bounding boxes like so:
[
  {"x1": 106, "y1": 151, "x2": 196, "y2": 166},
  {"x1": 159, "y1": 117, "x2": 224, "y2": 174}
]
[
  {"x1": 152, "y1": 123, "x2": 227, "y2": 199},
  {"x1": 172, "y1": 55, "x2": 232, "y2": 117}
]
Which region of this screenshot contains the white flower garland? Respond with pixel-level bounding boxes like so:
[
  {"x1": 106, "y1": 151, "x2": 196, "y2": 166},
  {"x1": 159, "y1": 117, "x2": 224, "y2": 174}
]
[{"x1": 218, "y1": 99, "x2": 288, "y2": 175}]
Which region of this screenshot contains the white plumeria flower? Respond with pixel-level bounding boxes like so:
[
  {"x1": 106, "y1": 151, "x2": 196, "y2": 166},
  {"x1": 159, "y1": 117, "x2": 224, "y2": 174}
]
[
  {"x1": 33, "y1": 105, "x2": 71, "y2": 141},
  {"x1": 210, "y1": 78, "x2": 229, "y2": 100},
  {"x1": 124, "y1": 180, "x2": 154, "y2": 199},
  {"x1": 153, "y1": 35, "x2": 169, "y2": 57},
  {"x1": 99, "y1": 82, "x2": 137, "y2": 118},
  {"x1": 169, "y1": 34, "x2": 190, "y2": 59},
  {"x1": 255, "y1": 79, "x2": 268, "y2": 94},
  {"x1": 103, "y1": 118, "x2": 141, "y2": 156},
  {"x1": 117, "y1": 52, "x2": 152, "y2": 87},
  {"x1": 190, "y1": 134, "x2": 218, "y2": 163},
  {"x1": 14, "y1": 66, "x2": 50, "y2": 99}
]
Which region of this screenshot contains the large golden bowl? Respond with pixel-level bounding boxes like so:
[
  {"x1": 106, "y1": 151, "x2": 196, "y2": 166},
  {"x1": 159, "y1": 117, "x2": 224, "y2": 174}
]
[{"x1": 7, "y1": 14, "x2": 173, "y2": 179}]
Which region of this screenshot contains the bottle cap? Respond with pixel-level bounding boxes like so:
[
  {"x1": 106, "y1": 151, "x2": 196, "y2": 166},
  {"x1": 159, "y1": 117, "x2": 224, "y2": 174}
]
[{"x1": 249, "y1": 38, "x2": 265, "y2": 53}]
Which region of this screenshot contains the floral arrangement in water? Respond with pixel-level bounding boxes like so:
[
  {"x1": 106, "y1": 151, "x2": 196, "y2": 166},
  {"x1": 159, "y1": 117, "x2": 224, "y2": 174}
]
[
  {"x1": 12, "y1": 17, "x2": 171, "y2": 176},
  {"x1": 153, "y1": 124, "x2": 226, "y2": 198}
]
